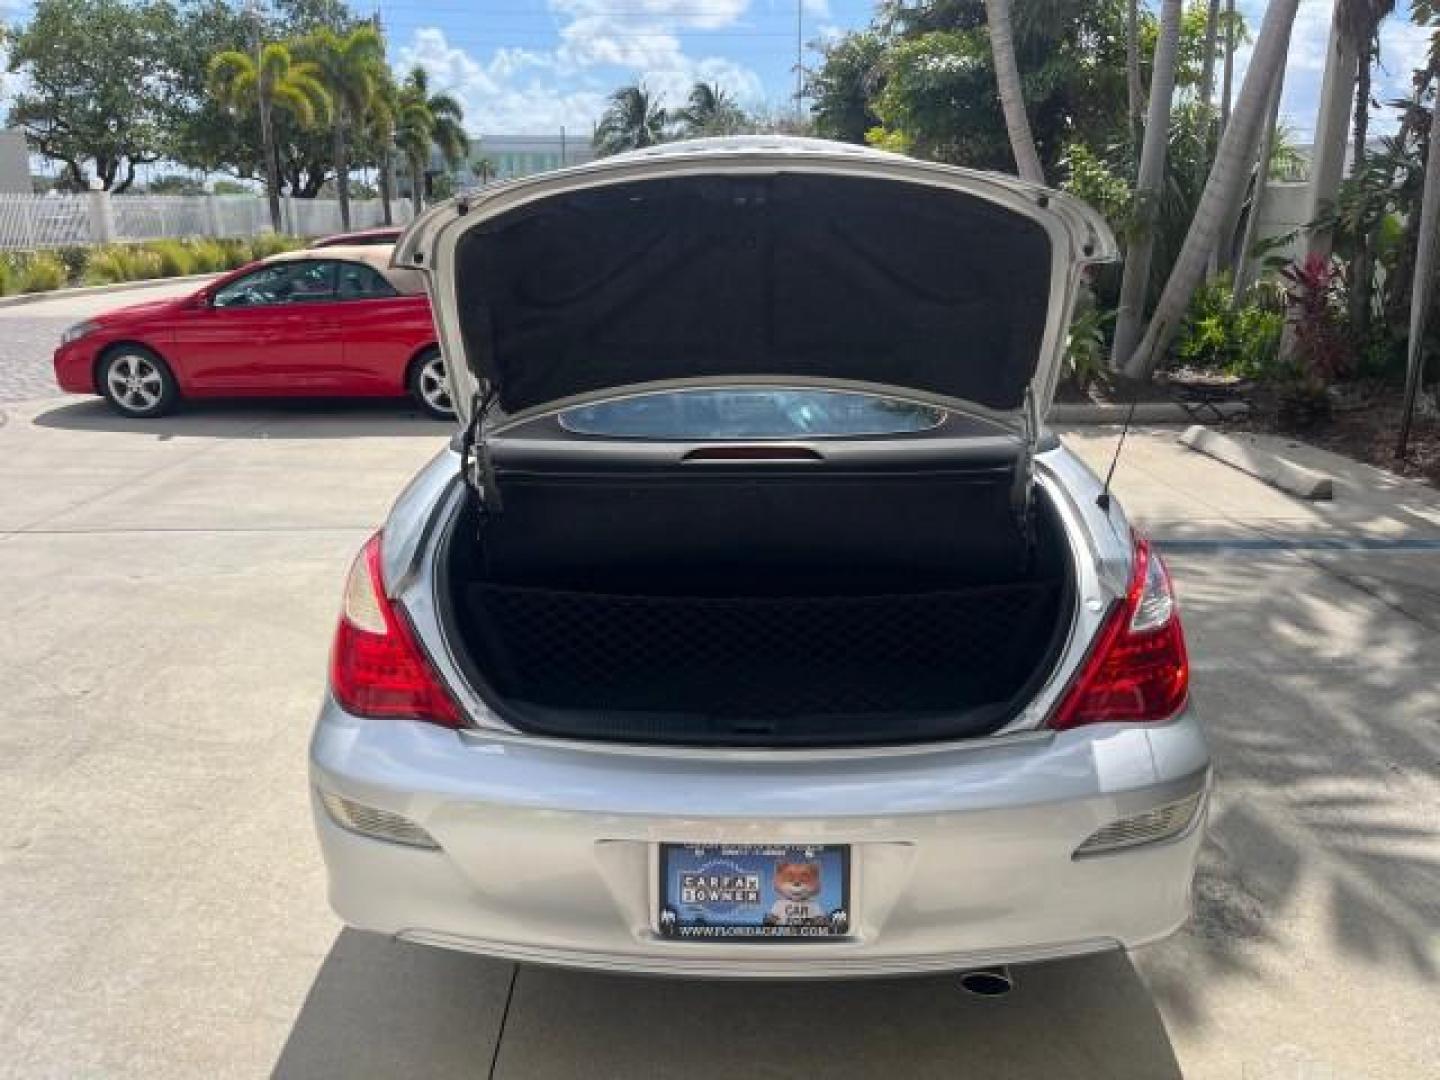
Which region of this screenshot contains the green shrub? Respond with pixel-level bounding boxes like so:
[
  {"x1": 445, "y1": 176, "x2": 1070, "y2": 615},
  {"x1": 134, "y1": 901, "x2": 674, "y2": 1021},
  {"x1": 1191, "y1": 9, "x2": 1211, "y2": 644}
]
[
  {"x1": 79, "y1": 247, "x2": 127, "y2": 285},
  {"x1": 1061, "y1": 142, "x2": 1134, "y2": 237},
  {"x1": 1172, "y1": 273, "x2": 1286, "y2": 381},
  {"x1": 82, "y1": 245, "x2": 162, "y2": 285},
  {"x1": 1227, "y1": 305, "x2": 1287, "y2": 381},
  {"x1": 16, "y1": 252, "x2": 69, "y2": 293},
  {"x1": 185, "y1": 239, "x2": 229, "y2": 273},
  {"x1": 54, "y1": 245, "x2": 90, "y2": 282},
  {"x1": 1, "y1": 234, "x2": 306, "y2": 295},
  {"x1": 249, "y1": 232, "x2": 302, "y2": 259},
  {"x1": 146, "y1": 239, "x2": 196, "y2": 277},
  {"x1": 1064, "y1": 298, "x2": 1115, "y2": 391},
  {"x1": 129, "y1": 247, "x2": 163, "y2": 280},
  {"x1": 218, "y1": 238, "x2": 254, "y2": 268}
]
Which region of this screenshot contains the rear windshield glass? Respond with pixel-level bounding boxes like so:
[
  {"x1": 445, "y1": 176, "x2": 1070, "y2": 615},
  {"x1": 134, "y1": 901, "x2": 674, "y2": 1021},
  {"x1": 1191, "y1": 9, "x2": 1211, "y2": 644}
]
[{"x1": 558, "y1": 389, "x2": 946, "y2": 439}]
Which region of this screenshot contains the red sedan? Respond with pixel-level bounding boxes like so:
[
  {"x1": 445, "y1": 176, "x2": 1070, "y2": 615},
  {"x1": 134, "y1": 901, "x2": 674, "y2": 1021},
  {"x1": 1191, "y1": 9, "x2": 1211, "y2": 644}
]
[
  {"x1": 53, "y1": 246, "x2": 453, "y2": 418},
  {"x1": 309, "y1": 227, "x2": 404, "y2": 248}
]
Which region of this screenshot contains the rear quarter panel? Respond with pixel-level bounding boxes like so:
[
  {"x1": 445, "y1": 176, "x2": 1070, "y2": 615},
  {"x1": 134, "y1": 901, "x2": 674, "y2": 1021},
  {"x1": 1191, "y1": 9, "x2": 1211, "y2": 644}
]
[{"x1": 340, "y1": 295, "x2": 436, "y2": 394}]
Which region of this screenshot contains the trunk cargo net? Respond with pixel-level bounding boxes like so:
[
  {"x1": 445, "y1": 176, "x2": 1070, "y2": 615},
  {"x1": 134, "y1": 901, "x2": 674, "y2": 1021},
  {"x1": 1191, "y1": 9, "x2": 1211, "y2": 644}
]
[{"x1": 467, "y1": 580, "x2": 1063, "y2": 731}]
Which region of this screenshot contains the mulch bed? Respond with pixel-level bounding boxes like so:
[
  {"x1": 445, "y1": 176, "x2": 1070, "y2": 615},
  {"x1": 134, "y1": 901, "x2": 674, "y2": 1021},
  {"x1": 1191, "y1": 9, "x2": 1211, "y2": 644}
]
[
  {"x1": 1228, "y1": 382, "x2": 1440, "y2": 488},
  {"x1": 1061, "y1": 371, "x2": 1440, "y2": 488}
]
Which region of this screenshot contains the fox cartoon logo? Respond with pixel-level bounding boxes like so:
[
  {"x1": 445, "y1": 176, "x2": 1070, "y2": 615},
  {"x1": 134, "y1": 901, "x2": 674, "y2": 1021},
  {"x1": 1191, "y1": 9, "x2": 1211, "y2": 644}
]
[{"x1": 764, "y1": 861, "x2": 826, "y2": 925}]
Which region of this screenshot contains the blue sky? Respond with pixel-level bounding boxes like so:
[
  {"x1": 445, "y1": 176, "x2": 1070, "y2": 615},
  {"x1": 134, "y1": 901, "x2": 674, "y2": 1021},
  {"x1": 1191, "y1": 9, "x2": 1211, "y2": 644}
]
[
  {"x1": 374, "y1": 0, "x2": 1435, "y2": 139},
  {"x1": 377, "y1": 0, "x2": 859, "y2": 135},
  {"x1": 0, "y1": 0, "x2": 1434, "y2": 142}
]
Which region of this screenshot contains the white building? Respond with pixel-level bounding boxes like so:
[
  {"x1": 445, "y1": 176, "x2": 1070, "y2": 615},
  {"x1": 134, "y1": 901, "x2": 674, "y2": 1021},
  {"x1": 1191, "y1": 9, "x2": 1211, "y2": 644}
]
[{"x1": 0, "y1": 130, "x2": 33, "y2": 194}]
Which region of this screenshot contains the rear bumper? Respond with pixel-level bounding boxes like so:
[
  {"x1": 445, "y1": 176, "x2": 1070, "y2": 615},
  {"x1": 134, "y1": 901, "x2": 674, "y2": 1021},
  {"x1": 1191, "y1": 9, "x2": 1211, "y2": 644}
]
[{"x1": 310, "y1": 702, "x2": 1210, "y2": 978}]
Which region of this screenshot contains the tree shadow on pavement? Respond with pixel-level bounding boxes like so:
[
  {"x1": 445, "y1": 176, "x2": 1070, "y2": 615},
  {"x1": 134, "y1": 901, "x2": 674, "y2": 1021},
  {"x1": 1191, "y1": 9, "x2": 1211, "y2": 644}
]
[
  {"x1": 1134, "y1": 535, "x2": 1440, "y2": 1037},
  {"x1": 30, "y1": 398, "x2": 449, "y2": 440},
  {"x1": 274, "y1": 932, "x2": 1181, "y2": 1080}
]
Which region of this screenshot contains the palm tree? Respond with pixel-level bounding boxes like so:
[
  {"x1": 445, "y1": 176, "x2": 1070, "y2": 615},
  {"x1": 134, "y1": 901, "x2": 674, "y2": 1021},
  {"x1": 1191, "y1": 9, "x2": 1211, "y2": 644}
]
[
  {"x1": 1125, "y1": 0, "x2": 1143, "y2": 153},
  {"x1": 1397, "y1": 69, "x2": 1440, "y2": 457},
  {"x1": 1343, "y1": 0, "x2": 1396, "y2": 169},
  {"x1": 209, "y1": 43, "x2": 331, "y2": 233},
  {"x1": 1199, "y1": 0, "x2": 1221, "y2": 109},
  {"x1": 1220, "y1": 0, "x2": 1237, "y2": 136},
  {"x1": 365, "y1": 69, "x2": 400, "y2": 226},
  {"x1": 593, "y1": 83, "x2": 669, "y2": 156},
  {"x1": 303, "y1": 24, "x2": 387, "y2": 231},
  {"x1": 1341, "y1": 0, "x2": 1397, "y2": 336},
  {"x1": 982, "y1": 0, "x2": 1044, "y2": 183},
  {"x1": 675, "y1": 82, "x2": 745, "y2": 137},
  {"x1": 1302, "y1": 8, "x2": 1362, "y2": 265},
  {"x1": 1125, "y1": 0, "x2": 1301, "y2": 380},
  {"x1": 1230, "y1": 62, "x2": 1288, "y2": 305},
  {"x1": 1111, "y1": 0, "x2": 1185, "y2": 369},
  {"x1": 394, "y1": 66, "x2": 467, "y2": 214}
]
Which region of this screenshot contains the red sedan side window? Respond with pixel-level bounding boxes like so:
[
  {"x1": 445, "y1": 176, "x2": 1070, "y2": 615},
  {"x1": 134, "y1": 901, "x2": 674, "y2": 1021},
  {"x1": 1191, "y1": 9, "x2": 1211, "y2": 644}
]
[
  {"x1": 335, "y1": 262, "x2": 400, "y2": 301},
  {"x1": 213, "y1": 261, "x2": 339, "y2": 308}
]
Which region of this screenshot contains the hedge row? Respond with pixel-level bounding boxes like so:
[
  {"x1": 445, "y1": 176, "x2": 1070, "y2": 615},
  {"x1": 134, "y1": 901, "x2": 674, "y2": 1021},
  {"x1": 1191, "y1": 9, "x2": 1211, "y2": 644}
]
[{"x1": 0, "y1": 234, "x2": 308, "y2": 297}]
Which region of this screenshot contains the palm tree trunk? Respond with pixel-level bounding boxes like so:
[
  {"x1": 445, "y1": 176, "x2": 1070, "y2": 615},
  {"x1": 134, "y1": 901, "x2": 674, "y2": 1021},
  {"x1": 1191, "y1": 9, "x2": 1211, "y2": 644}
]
[
  {"x1": 1126, "y1": 0, "x2": 1144, "y2": 154},
  {"x1": 410, "y1": 151, "x2": 424, "y2": 214},
  {"x1": 1303, "y1": 13, "x2": 1360, "y2": 263},
  {"x1": 379, "y1": 140, "x2": 394, "y2": 226},
  {"x1": 1112, "y1": 0, "x2": 1185, "y2": 369},
  {"x1": 259, "y1": 94, "x2": 283, "y2": 233},
  {"x1": 1396, "y1": 91, "x2": 1440, "y2": 457},
  {"x1": 1198, "y1": 0, "x2": 1222, "y2": 276},
  {"x1": 1381, "y1": 60, "x2": 1438, "y2": 335},
  {"x1": 1347, "y1": 39, "x2": 1375, "y2": 338},
  {"x1": 1220, "y1": 0, "x2": 1236, "y2": 137},
  {"x1": 333, "y1": 115, "x2": 351, "y2": 230},
  {"x1": 1207, "y1": 0, "x2": 1239, "y2": 275},
  {"x1": 1199, "y1": 0, "x2": 1221, "y2": 108},
  {"x1": 1231, "y1": 61, "x2": 1287, "y2": 307},
  {"x1": 1124, "y1": 0, "x2": 1301, "y2": 380},
  {"x1": 983, "y1": 0, "x2": 1045, "y2": 184}
]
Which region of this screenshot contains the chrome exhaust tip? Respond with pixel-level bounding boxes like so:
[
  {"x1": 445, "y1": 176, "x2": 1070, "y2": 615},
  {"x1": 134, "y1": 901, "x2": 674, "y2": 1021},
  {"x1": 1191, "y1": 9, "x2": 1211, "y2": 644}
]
[{"x1": 957, "y1": 965, "x2": 1013, "y2": 997}]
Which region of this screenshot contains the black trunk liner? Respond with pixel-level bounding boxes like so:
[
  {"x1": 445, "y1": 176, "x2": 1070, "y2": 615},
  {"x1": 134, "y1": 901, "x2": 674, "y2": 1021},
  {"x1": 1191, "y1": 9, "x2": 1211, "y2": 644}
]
[{"x1": 465, "y1": 579, "x2": 1064, "y2": 739}]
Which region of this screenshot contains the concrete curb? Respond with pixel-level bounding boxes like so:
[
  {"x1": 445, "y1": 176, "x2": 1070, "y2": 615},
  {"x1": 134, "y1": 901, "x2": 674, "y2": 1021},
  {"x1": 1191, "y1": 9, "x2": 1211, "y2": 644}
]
[
  {"x1": 1179, "y1": 424, "x2": 1334, "y2": 500},
  {"x1": 1050, "y1": 400, "x2": 1250, "y2": 424},
  {"x1": 0, "y1": 273, "x2": 218, "y2": 310}
]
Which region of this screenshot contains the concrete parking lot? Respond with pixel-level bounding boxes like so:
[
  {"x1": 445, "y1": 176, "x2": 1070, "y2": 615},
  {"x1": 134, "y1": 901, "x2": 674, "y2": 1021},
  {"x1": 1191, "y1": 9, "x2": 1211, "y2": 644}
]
[{"x1": 1, "y1": 286, "x2": 1437, "y2": 1078}]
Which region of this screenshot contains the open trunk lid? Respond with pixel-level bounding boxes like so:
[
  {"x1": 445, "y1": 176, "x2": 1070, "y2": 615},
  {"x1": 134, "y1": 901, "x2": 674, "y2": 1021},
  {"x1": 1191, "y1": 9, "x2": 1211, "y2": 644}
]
[{"x1": 395, "y1": 136, "x2": 1116, "y2": 434}]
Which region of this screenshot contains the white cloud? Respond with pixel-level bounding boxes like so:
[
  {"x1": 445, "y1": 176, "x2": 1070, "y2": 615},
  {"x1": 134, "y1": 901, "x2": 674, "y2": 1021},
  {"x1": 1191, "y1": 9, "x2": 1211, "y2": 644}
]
[
  {"x1": 1233, "y1": 0, "x2": 1433, "y2": 141},
  {"x1": 553, "y1": 0, "x2": 751, "y2": 32},
  {"x1": 1377, "y1": 17, "x2": 1434, "y2": 97},
  {"x1": 396, "y1": 0, "x2": 767, "y2": 137},
  {"x1": 557, "y1": 16, "x2": 686, "y2": 71}
]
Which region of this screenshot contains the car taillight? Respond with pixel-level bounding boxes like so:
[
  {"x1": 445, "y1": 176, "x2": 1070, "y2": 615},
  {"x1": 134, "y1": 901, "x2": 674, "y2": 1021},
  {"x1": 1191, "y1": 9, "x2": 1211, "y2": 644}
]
[
  {"x1": 329, "y1": 533, "x2": 462, "y2": 727},
  {"x1": 1048, "y1": 534, "x2": 1188, "y2": 730}
]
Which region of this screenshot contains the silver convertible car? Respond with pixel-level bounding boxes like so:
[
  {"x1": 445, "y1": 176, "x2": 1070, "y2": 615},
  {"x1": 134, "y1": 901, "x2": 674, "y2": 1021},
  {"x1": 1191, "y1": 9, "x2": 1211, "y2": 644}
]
[{"x1": 310, "y1": 137, "x2": 1209, "y2": 982}]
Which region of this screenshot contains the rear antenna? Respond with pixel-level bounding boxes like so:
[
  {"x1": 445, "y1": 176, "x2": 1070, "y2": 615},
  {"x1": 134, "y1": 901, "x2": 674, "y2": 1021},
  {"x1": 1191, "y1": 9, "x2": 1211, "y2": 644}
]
[{"x1": 1096, "y1": 390, "x2": 1139, "y2": 512}]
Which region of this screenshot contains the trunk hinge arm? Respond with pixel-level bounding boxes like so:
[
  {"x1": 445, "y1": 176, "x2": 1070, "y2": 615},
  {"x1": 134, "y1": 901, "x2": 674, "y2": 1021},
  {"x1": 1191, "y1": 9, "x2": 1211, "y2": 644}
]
[
  {"x1": 1011, "y1": 385, "x2": 1040, "y2": 558},
  {"x1": 460, "y1": 384, "x2": 503, "y2": 515}
]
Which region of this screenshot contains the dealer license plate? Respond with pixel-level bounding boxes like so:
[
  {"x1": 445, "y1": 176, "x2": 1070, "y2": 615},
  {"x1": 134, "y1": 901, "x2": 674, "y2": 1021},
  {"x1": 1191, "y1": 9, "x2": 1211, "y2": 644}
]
[{"x1": 658, "y1": 843, "x2": 851, "y2": 941}]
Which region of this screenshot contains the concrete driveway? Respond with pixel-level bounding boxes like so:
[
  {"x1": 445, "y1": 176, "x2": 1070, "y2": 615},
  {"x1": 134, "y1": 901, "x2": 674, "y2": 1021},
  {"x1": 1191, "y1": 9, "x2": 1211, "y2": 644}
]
[{"x1": 1, "y1": 291, "x2": 1437, "y2": 1078}]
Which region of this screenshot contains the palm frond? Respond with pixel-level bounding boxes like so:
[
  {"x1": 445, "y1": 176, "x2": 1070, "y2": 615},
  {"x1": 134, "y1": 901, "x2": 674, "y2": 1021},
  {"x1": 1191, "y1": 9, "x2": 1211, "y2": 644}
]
[{"x1": 207, "y1": 51, "x2": 255, "y2": 108}]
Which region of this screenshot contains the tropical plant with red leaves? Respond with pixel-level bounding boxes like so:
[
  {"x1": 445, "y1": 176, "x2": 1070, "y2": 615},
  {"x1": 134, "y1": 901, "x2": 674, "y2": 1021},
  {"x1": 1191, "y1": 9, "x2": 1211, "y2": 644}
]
[
  {"x1": 1281, "y1": 254, "x2": 1357, "y2": 380},
  {"x1": 1276, "y1": 253, "x2": 1356, "y2": 424}
]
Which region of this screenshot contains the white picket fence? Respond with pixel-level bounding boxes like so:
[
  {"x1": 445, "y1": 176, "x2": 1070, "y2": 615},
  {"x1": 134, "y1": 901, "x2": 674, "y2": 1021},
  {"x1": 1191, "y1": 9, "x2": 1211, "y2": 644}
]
[{"x1": 0, "y1": 191, "x2": 414, "y2": 250}]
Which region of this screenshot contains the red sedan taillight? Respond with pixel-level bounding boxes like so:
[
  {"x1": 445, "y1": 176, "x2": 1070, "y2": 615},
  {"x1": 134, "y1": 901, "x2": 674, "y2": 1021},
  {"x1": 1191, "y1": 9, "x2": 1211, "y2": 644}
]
[
  {"x1": 1048, "y1": 534, "x2": 1189, "y2": 730},
  {"x1": 330, "y1": 533, "x2": 462, "y2": 727}
]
